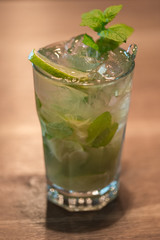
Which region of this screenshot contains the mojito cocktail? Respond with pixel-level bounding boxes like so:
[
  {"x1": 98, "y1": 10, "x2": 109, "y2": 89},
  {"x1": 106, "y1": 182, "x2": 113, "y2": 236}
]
[{"x1": 29, "y1": 5, "x2": 137, "y2": 211}]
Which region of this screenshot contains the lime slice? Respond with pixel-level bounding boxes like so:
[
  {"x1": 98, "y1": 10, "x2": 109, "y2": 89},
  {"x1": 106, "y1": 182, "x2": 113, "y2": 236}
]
[{"x1": 28, "y1": 49, "x2": 89, "y2": 80}]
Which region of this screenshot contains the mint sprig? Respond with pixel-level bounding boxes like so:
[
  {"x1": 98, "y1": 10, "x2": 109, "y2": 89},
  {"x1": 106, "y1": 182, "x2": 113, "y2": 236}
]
[{"x1": 80, "y1": 5, "x2": 134, "y2": 54}]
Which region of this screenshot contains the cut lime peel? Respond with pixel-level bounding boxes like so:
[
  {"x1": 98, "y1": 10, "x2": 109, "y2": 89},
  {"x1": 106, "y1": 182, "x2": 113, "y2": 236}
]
[{"x1": 28, "y1": 49, "x2": 89, "y2": 81}]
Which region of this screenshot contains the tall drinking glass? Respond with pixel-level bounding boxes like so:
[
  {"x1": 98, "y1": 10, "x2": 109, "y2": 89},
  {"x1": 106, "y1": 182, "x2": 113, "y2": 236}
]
[{"x1": 32, "y1": 43, "x2": 136, "y2": 211}]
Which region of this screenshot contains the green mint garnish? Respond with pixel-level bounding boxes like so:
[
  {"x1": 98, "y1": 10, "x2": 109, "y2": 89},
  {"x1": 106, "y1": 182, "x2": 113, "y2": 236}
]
[
  {"x1": 83, "y1": 34, "x2": 99, "y2": 51},
  {"x1": 96, "y1": 38, "x2": 119, "y2": 53},
  {"x1": 80, "y1": 5, "x2": 134, "y2": 54},
  {"x1": 87, "y1": 111, "x2": 118, "y2": 148},
  {"x1": 81, "y1": 9, "x2": 106, "y2": 32},
  {"x1": 99, "y1": 24, "x2": 134, "y2": 43},
  {"x1": 104, "y1": 5, "x2": 122, "y2": 23}
]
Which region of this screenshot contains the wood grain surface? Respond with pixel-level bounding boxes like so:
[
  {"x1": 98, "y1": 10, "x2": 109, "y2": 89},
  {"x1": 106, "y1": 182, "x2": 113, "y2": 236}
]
[{"x1": 0, "y1": 0, "x2": 160, "y2": 239}]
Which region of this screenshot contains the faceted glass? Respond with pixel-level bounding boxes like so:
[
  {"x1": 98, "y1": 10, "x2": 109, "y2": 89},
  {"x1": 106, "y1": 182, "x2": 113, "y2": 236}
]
[{"x1": 33, "y1": 59, "x2": 134, "y2": 211}]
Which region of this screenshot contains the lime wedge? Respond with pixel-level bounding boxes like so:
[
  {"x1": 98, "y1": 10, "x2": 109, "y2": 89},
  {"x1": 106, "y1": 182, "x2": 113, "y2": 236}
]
[{"x1": 28, "y1": 49, "x2": 89, "y2": 80}]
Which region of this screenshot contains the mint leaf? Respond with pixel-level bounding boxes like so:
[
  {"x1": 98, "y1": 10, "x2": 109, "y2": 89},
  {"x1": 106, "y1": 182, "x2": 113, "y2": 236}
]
[
  {"x1": 83, "y1": 34, "x2": 99, "y2": 51},
  {"x1": 96, "y1": 38, "x2": 120, "y2": 53},
  {"x1": 92, "y1": 122, "x2": 118, "y2": 148},
  {"x1": 46, "y1": 122, "x2": 73, "y2": 139},
  {"x1": 99, "y1": 24, "x2": 134, "y2": 43},
  {"x1": 87, "y1": 111, "x2": 118, "y2": 148},
  {"x1": 80, "y1": 5, "x2": 134, "y2": 55},
  {"x1": 87, "y1": 112, "x2": 112, "y2": 144},
  {"x1": 104, "y1": 5, "x2": 122, "y2": 23},
  {"x1": 80, "y1": 9, "x2": 106, "y2": 32}
]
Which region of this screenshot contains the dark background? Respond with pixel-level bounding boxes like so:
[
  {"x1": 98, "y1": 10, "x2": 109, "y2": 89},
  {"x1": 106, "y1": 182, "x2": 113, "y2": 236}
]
[{"x1": 0, "y1": 0, "x2": 160, "y2": 239}]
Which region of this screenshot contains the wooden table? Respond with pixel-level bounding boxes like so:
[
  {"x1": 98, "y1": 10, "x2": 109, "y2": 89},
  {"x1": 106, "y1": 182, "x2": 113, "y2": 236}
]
[{"x1": 0, "y1": 0, "x2": 160, "y2": 239}]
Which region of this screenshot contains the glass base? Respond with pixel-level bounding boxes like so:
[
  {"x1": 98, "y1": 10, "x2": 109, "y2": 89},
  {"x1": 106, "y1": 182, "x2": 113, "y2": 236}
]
[{"x1": 47, "y1": 180, "x2": 119, "y2": 212}]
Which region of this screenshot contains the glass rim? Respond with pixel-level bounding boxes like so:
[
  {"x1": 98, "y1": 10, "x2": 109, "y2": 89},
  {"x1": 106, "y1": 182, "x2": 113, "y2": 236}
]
[{"x1": 33, "y1": 58, "x2": 135, "y2": 87}]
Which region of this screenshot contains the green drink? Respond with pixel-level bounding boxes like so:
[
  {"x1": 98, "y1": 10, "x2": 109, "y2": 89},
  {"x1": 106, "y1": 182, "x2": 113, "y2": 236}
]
[{"x1": 29, "y1": 5, "x2": 137, "y2": 211}]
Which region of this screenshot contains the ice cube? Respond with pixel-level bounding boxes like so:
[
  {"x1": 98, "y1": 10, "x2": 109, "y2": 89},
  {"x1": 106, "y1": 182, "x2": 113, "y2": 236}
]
[
  {"x1": 38, "y1": 42, "x2": 65, "y2": 64},
  {"x1": 64, "y1": 34, "x2": 87, "y2": 55},
  {"x1": 126, "y1": 44, "x2": 138, "y2": 60},
  {"x1": 38, "y1": 35, "x2": 102, "y2": 72},
  {"x1": 63, "y1": 34, "x2": 102, "y2": 72},
  {"x1": 38, "y1": 36, "x2": 136, "y2": 83},
  {"x1": 89, "y1": 48, "x2": 133, "y2": 81}
]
